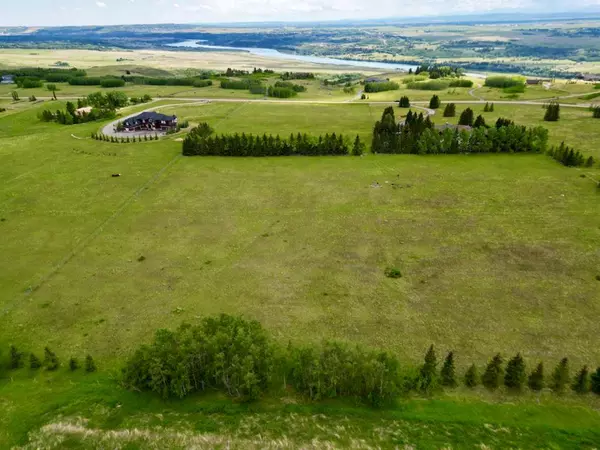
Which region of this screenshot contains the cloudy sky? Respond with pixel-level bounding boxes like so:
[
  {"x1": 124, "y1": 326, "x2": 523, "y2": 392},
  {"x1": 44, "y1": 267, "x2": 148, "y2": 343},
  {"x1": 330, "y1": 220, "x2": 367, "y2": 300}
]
[{"x1": 2, "y1": 0, "x2": 599, "y2": 26}]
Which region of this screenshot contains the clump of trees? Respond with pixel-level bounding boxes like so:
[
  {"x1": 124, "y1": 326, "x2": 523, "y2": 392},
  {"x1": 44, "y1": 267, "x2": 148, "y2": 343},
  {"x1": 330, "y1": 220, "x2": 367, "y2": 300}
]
[
  {"x1": 484, "y1": 76, "x2": 525, "y2": 89},
  {"x1": 15, "y1": 77, "x2": 43, "y2": 89},
  {"x1": 443, "y1": 103, "x2": 456, "y2": 117},
  {"x1": 281, "y1": 72, "x2": 315, "y2": 80},
  {"x1": 458, "y1": 108, "x2": 474, "y2": 126},
  {"x1": 274, "y1": 81, "x2": 306, "y2": 92},
  {"x1": 547, "y1": 142, "x2": 593, "y2": 167},
  {"x1": 371, "y1": 108, "x2": 549, "y2": 155},
  {"x1": 544, "y1": 102, "x2": 560, "y2": 121},
  {"x1": 40, "y1": 91, "x2": 128, "y2": 125},
  {"x1": 92, "y1": 133, "x2": 161, "y2": 143},
  {"x1": 398, "y1": 96, "x2": 410, "y2": 108},
  {"x1": 364, "y1": 81, "x2": 399, "y2": 93},
  {"x1": 416, "y1": 64, "x2": 463, "y2": 79},
  {"x1": 483, "y1": 102, "x2": 495, "y2": 112},
  {"x1": 448, "y1": 79, "x2": 473, "y2": 88},
  {"x1": 3, "y1": 345, "x2": 96, "y2": 373},
  {"x1": 129, "y1": 94, "x2": 153, "y2": 105},
  {"x1": 406, "y1": 80, "x2": 449, "y2": 91},
  {"x1": 183, "y1": 125, "x2": 351, "y2": 157},
  {"x1": 429, "y1": 95, "x2": 441, "y2": 109}
]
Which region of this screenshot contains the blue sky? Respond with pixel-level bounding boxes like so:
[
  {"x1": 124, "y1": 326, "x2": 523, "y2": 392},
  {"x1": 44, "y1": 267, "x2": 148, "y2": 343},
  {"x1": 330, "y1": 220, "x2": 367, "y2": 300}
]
[{"x1": 1, "y1": 0, "x2": 599, "y2": 26}]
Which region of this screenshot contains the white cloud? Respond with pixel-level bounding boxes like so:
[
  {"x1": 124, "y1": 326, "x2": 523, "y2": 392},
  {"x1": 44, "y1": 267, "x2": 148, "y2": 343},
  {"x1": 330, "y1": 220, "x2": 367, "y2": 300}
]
[
  {"x1": 96, "y1": 1, "x2": 107, "y2": 7},
  {"x1": 174, "y1": 2, "x2": 180, "y2": 6}
]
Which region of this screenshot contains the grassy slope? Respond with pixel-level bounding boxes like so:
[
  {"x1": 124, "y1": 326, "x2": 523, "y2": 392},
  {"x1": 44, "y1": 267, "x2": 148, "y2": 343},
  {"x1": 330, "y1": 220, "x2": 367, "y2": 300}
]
[{"x1": 1, "y1": 100, "x2": 600, "y2": 448}]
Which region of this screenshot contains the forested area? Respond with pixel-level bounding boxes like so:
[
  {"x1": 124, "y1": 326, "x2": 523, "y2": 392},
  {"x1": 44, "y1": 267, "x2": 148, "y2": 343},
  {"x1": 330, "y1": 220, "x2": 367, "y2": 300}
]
[{"x1": 39, "y1": 91, "x2": 127, "y2": 125}]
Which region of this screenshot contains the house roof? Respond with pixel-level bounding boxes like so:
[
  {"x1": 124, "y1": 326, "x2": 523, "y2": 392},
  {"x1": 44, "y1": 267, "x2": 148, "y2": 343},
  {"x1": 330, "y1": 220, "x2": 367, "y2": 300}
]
[{"x1": 125, "y1": 112, "x2": 177, "y2": 124}]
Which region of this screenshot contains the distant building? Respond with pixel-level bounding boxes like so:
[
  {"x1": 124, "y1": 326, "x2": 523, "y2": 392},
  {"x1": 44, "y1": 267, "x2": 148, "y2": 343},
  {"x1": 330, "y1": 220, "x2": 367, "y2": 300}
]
[
  {"x1": 122, "y1": 112, "x2": 177, "y2": 132},
  {"x1": 1, "y1": 75, "x2": 14, "y2": 84}
]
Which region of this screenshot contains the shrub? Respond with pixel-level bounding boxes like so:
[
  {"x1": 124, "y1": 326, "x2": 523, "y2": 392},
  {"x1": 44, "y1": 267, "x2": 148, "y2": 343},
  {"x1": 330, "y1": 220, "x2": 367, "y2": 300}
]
[
  {"x1": 443, "y1": 103, "x2": 456, "y2": 117},
  {"x1": 85, "y1": 355, "x2": 97, "y2": 373},
  {"x1": 69, "y1": 357, "x2": 79, "y2": 371},
  {"x1": 30, "y1": 353, "x2": 42, "y2": 369},
  {"x1": 464, "y1": 364, "x2": 479, "y2": 387},
  {"x1": 9, "y1": 345, "x2": 23, "y2": 369},
  {"x1": 485, "y1": 76, "x2": 525, "y2": 89},
  {"x1": 364, "y1": 81, "x2": 399, "y2": 93},
  {"x1": 482, "y1": 354, "x2": 504, "y2": 390},
  {"x1": 44, "y1": 347, "x2": 59, "y2": 371},
  {"x1": 384, "y1": 267, "x2": 402, "y2": 278},
  {"x1": 544, "y1": 102, "x2": 560, "y2": 122},
  {"x1": 528, "y1": 362, "x2": 545, "y2": 391},
  {"x1": 123, "y1": 314, "x2": 274, "y2": 400},
  {"x1": 406, "y1": 80, "x2": 450, "y2": 91},
  {"x1": 100, "y1": 78, "x2": 126, "y2": 88},
  {"x1": 28, "y1": 95, "x2": 37, "y2": 102},
  {"x1": 398, "y1": 96, "x2": 410, "y2": 108}
]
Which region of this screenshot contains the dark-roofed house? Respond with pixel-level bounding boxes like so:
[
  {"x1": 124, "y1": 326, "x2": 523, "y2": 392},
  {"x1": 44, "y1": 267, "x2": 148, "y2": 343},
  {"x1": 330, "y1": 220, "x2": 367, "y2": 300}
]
[{"x1": 122, "y1": 112, "x2": 177, "y2": 132}]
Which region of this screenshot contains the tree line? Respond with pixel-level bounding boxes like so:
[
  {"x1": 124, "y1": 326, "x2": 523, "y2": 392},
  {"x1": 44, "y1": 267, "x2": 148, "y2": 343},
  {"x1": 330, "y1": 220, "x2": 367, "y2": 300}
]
[
  {"x1": 281, "y1": 72, "x2": 315, "y2": 80},
  {"x1": 122, "y1": 314, "x2": 600, "y2": 406},
  {"x1": 548, "y1": 142, "x2": 594, "y2": 167},
  {"x1": 364, "y1": 81, "x2": 400, "y2": 93},
  {"x1": 484, "y1": 76, "x2": 525, "y2": 89},
  {"x1": 2, "y1": 345, "x2": 96, "y2": 373},
  {"x1": 371, "y1": 107, "x2": 549, "y2": 155},
  {"x1": 38, "y1": 92, "x2": 129, "y2": 125},
  {"x1": 183, "y1": 124, "x2": 358, "y2": 157},
  {"x1": 92, "y1": 133, "x2": 161, "y2": 143}
]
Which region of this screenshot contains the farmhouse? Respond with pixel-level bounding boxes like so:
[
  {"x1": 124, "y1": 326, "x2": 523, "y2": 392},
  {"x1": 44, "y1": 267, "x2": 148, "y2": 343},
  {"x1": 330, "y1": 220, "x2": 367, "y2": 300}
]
[
  {"x1": 1, "y1": 74, "x2": 14, "y2": 84},
  {"x1": 122, "y1": 112, "x2": 177, "y2": 132}
]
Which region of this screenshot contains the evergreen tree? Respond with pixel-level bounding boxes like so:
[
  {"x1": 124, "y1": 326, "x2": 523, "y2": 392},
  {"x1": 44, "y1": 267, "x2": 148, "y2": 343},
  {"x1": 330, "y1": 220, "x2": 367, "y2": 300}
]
[
  {"x1": 482, "y1": 354, "x2": 504, "y2": 390},
  {"x1": 504, "y1": 353, "x2": 526, "y2": 391},
  {"x1": 490, "y1": 103, "x2": 495, "y2": 112},
  {"x1": 69, "y1": 357, "x2": 79, "y2": 371},
  {"x1": 443, "y1": 103, "x2": 456, "y2": 117},
  {"x1": 9, "y1": 345, "x2": 23, "y2": 369},
  {"x1": 484, "y1": 102, "x2": 490, "y2": 112},
  {"x1": 44, "y1": 347, "x2": 59, "y2": 371},
  {"x1": 419, "y1": 345, "x2": 438, "y2": 392},
  {"x1": 572, "y1": 366, "x2": 590, "y2": 394},
  {"x1": 429, "y1": 95, "x2": 441, "y2": 109},
  {"x1": 464, "y1": 364, "x2": 479, "y2": 388},
  {"x1": 544, "y1": 102, "x2": 560, "y2": 122},
  {"x1": 351, "y1": 135, "x2": 365, "y2": 156},
  {"x1": 85, "y1": 355, "x2": 97, "y2": 373},
  {"x1": 473, "y1": 115, "x2": 487, "y2": 128},
  {"x1": 30, "y1": 353, "x2": 42, "y2": 369},
  {"x1": 440, "y1": 351, "x2": 457, "y2": 388},
  {"x1": 528, "y1": 362, "x2": 544, "y2": 391},
  {"x1": 398, "y1": 96, "x2": 410, "y2": 108},
  {"x1": 551, "y1": 358, "x2": 570, "y2": 393},
  {"x1": 458, "y1": 108, "x2": 474, "y2": 126},
  {"x1": 591, "y1": 367, "x2": 600, "y2": 395},
  {"x1": 593, "y1": 106, "x2": 600, "y2": 118}
]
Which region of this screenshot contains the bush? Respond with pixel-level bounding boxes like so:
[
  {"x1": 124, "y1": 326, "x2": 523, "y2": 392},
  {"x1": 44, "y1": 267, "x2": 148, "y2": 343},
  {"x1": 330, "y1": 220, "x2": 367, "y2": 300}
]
[
  {"x1": 398, "y1": 96, "x2": 410, "y2": 108},
  {"x1": 15, "y1": 77, "x2": 43, "y2": 88},
  {"x1": 85, "y1": 355, "x2": 97, "y2": 373},
  {"x1": 485, "y1": 76, "x2": 525, "y2": 89},
  {"x1": 267, "y1": 86, "x2": 297, "y2": 98},
  {"x1": 448, "y1": 79, "x2": 473, "y2": 88},
  {"x1": 464, "y1": 364, "x2": 479, "y2": 387},
  {"x1": 123, "y1": 314, "x2": 274, "y2": 400},
  {"x1": 44, "y1": 347, "x2": 59, "y2": 371},
  {"x1": 406, "y1": 80, "x2": 450, "y2": 91},
  {"x1": 364, "y1": 81, "x2": 399, "y2": 93},
  {"x1": 384, "y1": 267, "x2": 402, "y2": 278},
  {"x1": 503, "y1": 84, "x2": 526, "y2": 94},
  {"x1": 28, "y1": 95, "x2": 37, "y2": 102},
  {"x1": 30, "y1": 353, "x2": 42, "y2": 369},
  {"x1": 274, "y1": 81, "x2": 306, "y2": 92},
  {"x1": 429, "y1": 95, "x2": 441, "y2": 109},
  {"x1": 9, "y1": 345, "x2": 23, "y2": 369},
  {"x1": 544, "y1": 102, "x2": 560, "y2": 122},
  {"x1": 69, "y1": 357, "x2": 79, "y2": 371},
  {"x1": 100, "y1": 78, "x2": 126, "y2": 88}
]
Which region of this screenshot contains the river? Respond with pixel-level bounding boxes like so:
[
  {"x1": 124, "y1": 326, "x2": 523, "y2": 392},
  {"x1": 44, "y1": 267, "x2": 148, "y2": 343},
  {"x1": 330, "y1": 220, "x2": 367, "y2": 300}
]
[{"x1": 168, "y1": 40, "x2": 419, "y2": 72}]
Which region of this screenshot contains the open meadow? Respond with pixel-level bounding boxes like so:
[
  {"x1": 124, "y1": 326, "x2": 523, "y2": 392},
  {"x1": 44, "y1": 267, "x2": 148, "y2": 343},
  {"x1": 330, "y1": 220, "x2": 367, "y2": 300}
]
[{"x1": 2, "y1": 88, "x2": 600, "y2": 447}]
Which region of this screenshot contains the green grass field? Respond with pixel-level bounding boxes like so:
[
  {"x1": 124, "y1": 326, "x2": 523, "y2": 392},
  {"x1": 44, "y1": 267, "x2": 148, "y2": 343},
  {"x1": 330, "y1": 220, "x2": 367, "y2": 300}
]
[{"x1": 1, "y1": 99, "x2": 600, "y2": 448}]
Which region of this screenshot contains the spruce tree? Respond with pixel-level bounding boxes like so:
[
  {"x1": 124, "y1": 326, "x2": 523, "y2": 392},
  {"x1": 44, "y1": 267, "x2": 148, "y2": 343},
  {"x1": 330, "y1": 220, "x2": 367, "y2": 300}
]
[
  {"x1": 419, "y1": 345, "x2": 438, "y2": 392},
  {"x1": 351, "y1": 135, "x2": 365, "y2": 156},
  {"x1": 504, "y1": 353, "x2": 526, "y2": 391},
  {"x1": 443, "y1": 103, "x2": 456, "y2": 117},
  {"x1": 9, "y1": 345, "x2": 23, "y2": 369},
  {"x1": 69, "y1": 357, "x2": 79, "y2": 371},
  {"x1": 440, "y1": 351, "x2": 457, "y2": 388},
  {"x1": 482, "y1": 354, "x2": 504, "y2": 390},
  {"x1": 44, "y1": 347, "x2": 59, "y2": 371},
  {"x1": 429, "y1": 95, "x2": 441, "y2": 109},
  {"x1": 85, "y1": 355, "x2": 97, "y2": 373},
  {"x1": 464, "y1": 364, "x2": 479, "y2": 388},
  {"x1": 528, "y1": 362, "x2": 545, "y2": 391},
  {"x1": 591, "y1": 367, "x2": 600, "y2": 395},
  {"x1": 490, "y1": 103, "x2": 495, "y2": 112},
  {"x1": 473, "y1": 115, "x2": 487, "y2": 128},
  {"x1": 484, "y1": 102, "x2": 489, "y2": 112},
  {"x1": 458, "y1": 108, "x2": 474, "y2": 127},
  {"x1": 544, "y1": 102, "x2": 560, "y2": 122},
  {"x1": 572, "y1": 366, "x2": 590, "y2": 394},
  {"x1": 30, "y1": 353, "x2": 42, "y2": 369},
  {"x1": 551, "y1": 358, "x2": 570, "y2": 393}
]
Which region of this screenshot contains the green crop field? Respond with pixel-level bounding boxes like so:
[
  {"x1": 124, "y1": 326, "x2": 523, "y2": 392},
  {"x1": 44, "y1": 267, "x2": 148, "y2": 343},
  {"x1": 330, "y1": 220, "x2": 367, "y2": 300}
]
[{"x1": 1, "y1": 97, "x2": 600, "y2": 448}]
